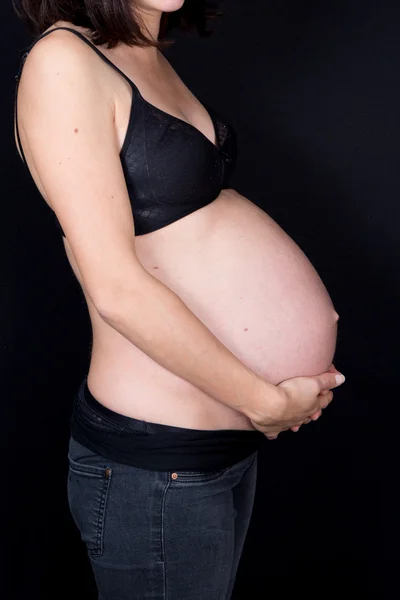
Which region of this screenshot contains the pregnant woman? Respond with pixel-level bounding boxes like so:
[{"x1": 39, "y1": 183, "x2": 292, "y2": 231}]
[{"x1": 13, "y1": 1, "x2": 344, "y2": 598}]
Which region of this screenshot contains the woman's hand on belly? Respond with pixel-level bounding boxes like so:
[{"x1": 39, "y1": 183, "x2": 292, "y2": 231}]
[
  {"x1": 246, "y1": 365, "x2": 346, "y2": 439},
  {"x1": 290, "y1": 364, "x2": 338, "y2": 432}
]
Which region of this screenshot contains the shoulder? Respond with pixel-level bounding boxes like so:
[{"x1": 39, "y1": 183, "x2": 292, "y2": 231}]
[
  {"x1": 20, "y1": 25, "x2": 102, "y2": 93},
  {"x1": 17, "y1": 26, "x2": 112, "y2": 120}
]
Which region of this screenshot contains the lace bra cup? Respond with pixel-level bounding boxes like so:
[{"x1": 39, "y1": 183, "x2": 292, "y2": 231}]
[{"x1": 14, "y1": 27, "x2": 238, "y2": 237}]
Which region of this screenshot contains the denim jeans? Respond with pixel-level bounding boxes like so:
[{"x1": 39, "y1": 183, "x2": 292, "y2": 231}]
[{"x1": 67, "y1": 417, "x2": 258, "y2": 600}]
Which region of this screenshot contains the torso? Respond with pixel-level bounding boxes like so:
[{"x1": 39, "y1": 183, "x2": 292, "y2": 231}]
[{"x1": 15, "y1": 22, "x2": 339, "y2": 431}]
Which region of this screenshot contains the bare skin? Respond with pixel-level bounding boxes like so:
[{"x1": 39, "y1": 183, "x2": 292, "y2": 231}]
[{"x1": 14, "y1": 16, "x2": 340, "y2": 431}]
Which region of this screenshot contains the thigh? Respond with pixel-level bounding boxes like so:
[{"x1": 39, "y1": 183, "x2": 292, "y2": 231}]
[{"x1": 163, "y1": 451, "x2": 258, "y2": 600}]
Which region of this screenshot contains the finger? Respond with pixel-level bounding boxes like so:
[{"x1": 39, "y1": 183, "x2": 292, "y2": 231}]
[
  {"x1": 264, "y1": 427, "x2": 281, "y2": 440},
  {"x1": 291, "y1": 414, "x2": 312, "y2": 431},
  {"x1": 318, "y1": 390, "x2": 333, "y2": 409},
  {"x1": 291, "y1": 413, "x2": 315, "y2": 431},
  {"x1": 311, "y1": 409, "x2": 322, "y2": 421}
]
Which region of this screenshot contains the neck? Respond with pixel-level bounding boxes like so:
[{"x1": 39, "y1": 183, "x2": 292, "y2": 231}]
[{"x1": 134, "y1": 6, "x2": 162, "y2": 44}]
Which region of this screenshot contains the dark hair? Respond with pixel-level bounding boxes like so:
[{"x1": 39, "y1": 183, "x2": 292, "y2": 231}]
[{"x1": 12, "y1": 0, "x2": 223, "y2": 49}]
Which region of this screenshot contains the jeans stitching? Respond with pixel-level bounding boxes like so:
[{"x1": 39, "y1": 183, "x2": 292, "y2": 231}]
[
  {"x1": 92, "y1": 467, "x2": 112, "y2": 557},
  {"x1": 172, "y1": 467, "x2": 230, "y2": 482},
  {"x1": 161, "y1": 477, "x2": 171, "y2": 600},
  {"x1": 68, "y1": 454, "x2": 107, "y2": 476},
  {"x1": 160, "y1": 477, "x2": 171, "y2": 563}
]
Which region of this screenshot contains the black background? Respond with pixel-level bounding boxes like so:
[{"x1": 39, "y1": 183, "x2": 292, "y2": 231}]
[{"x1": 2, "y1": 0, "x2": 395, "y2": 597}]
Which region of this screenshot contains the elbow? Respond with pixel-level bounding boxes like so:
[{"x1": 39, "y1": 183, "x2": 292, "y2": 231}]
[
  {"x1": 90, "y1": 262, "x2": 154, "y2": 321},
  {"x1": 93, "y1": 278, "x2": 146, "y2": 322},
  {"x1": 93, "y1": 288, "x2": 129, "y2": 321},
  {"x1": 95, "y1": 297, "x2": 117, "y2": 322}
]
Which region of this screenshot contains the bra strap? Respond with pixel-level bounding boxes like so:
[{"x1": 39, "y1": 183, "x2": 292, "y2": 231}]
[
  {"x1": 40, "y1": 27, "x2": 139, "y2": 90},
  {"x1": 14, "y1": 54, "x2": 28, "y2": 165}
]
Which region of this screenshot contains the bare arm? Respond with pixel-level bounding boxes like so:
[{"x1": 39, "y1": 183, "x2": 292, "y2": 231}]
[
  {"x1": 17, "y1": 31, "x2": 274, "y2": 416},
  {"x1": 98, "y1": 275, "x2": 267, "y2": 414}
]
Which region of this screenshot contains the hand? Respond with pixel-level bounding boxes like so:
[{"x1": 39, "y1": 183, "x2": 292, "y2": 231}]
[
  {"x1": 248, "y1": 366, "x2": 346, "y2": 440},
  {"x1": 290, "y1": 364, "x2": 341, "y2": 432}
]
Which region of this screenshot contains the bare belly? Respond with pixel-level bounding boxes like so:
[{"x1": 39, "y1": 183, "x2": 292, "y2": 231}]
[{"x1": 65, "y1": 188, "x2": 339, "y2": 430}]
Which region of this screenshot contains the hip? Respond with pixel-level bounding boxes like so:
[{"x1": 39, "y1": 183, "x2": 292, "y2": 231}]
[{"x1": 70, "y1": 376, "x2": 265, "y2": 472}]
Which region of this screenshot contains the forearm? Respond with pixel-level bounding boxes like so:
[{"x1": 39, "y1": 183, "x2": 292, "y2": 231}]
[{"x1": 97, "y1": 272, "x2": 276, "y2": 416}]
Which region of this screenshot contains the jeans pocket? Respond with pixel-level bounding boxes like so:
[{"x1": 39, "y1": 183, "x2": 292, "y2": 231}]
[
  {"x1": 67, "y1": 453, "x2": 113, "y2": 557},
  {"x1": 171, "y1": 451, "x2": 257, "y2": 484},
  {"x1": 171, "y1": 466, "x2": 231, "y2": 483}
]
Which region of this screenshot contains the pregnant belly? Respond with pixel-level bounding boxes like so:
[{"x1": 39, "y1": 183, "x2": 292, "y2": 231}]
[
  {"x1": 136, "y1": 190, "x2": 338, "y2": 384},
  {"x1": 85, "y1": 189, "x2": 338, "y2": 428}
]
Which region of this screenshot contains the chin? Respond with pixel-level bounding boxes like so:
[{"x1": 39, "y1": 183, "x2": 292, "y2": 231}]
[{"x1": 140, "y1": 0, "x2": 186, "y2": 13}]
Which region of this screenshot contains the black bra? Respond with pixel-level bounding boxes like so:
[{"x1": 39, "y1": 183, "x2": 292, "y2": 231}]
[{"x1": 14, "y1": 26, "x2": 238, "y2": 237}]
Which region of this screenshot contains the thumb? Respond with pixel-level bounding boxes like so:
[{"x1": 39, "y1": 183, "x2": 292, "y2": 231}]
[{"x1": 313, "y1": 370, "x2": 345, "y2": 392}]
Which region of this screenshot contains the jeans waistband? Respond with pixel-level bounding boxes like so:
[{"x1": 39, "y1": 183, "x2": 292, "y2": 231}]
[{"x1": 71, "y1": 376, "x2": 264, "y2": 471}]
